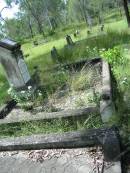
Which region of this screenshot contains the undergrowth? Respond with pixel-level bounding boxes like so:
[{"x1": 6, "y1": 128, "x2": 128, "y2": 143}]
[{"x1": 0, "y1": 113, "x2": 102, "y2": 138}]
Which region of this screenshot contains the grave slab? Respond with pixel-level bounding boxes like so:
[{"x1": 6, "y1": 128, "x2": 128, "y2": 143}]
[{"x1": 0, "y1": 149, "x2": 122, "y2": 173}]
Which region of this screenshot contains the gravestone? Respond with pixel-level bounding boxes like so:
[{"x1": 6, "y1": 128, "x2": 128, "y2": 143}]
[
  {"x1": 0, "y1": 38, "x2": 31, "y2": 90},
  {"x1": 73, "y1": 33, "x2": 77, "y2": 38},
  {"x1": 73, "y1": 30, "x2": 80, "y2": 38},
  {"x1": 33, "y1": 40, "x2": 38, "y2": 46},
  {"x1": 87, "y1": 30, "x2": 91, "y2": 35},
  {"x1": 51, "y1": 46, "x2": 60, "y2": 62},
  {"x1": 101, "y1": 24, "x2": 104, "y2": 32},
  {"x1": 66, "y1": 35, "x2": 74, "y2": 45}
]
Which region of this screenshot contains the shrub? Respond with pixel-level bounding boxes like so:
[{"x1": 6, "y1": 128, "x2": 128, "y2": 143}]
[{"x1": 100, "y1": 46, "x2": 125, "y2": 66}]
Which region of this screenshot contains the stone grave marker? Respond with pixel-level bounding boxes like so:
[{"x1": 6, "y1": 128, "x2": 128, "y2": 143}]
[
  {"x1": 51, "y1": 46, "x2": 60, "y2": 62},
  {"x1": 101, "y1": 24, "x2": 104, "y2": 31},
  {"x1": 87, "y1": 30, "x2": 91, "y2": 35},
  {"x1": 0, "y1": 38, "x2": 31, "y2": 90},
  {"x1": 66, "y1": 35, "x2": 74, "y2": 45}
]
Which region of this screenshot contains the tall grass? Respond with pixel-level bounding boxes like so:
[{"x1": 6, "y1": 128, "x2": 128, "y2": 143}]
[
  {"x1": 0, "y1": 114, "x2": 102, "y2": 138},
  {"x1": 59, "y1": 29, "x2": 130, "y2": 63}
]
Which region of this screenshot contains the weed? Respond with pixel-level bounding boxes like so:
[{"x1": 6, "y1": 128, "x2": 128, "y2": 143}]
[{"x1": 0, "y1": 114, "x2": 102, "y2": 138}]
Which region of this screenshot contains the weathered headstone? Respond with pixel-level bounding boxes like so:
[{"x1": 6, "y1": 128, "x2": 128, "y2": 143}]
[
  {"x1": 87, "y1": 30, "x2": 91, "y2": 35},
  {"x1": 0, "y1": 38, "x2": 31, "y2": 89},
  {"x1": 76, "y1": 30, "x2": 80, "y2": 35},
  {"x1": 101, "y1": 24, "x2": 104, "y2": 32},
  {"x1": 73, "y1": 33, "x2": 77, "y2": 38},
  {"x1": 51, "y1": 46, "x2": 59, "y2": 62},
  {"x1": 33, "y1": 40, "x2": 38, "y2": 46},
  {"x1": 66, "y1": 35, "x2": 74, "y2": 45},
  {"x1": 73, "y1": 30, "x2": 80, "y2": 38},
  {"x1": 32, "y1": 66, "x2": 41, "y2": 87}
]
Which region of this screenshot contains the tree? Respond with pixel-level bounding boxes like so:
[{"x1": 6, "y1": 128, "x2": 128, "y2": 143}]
[
  {"x1": 122, "y1": 0, "x2": 130, "y2": 27},
  {"x1": 3, "y1": 17, "x2": 32, "y2": 41},
  {"x1": 5, "y1": 0, "x2": 65, "y2": 34},
  {"x1": 68, "y1": 0, "x2": 92, "y2": 26}
]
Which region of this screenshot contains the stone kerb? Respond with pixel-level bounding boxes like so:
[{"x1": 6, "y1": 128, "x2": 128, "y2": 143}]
[
  {"x1": 100, "y1": 60, "x2": 115, "y2": 123},
  {"x1": 0, "y1": 127, "x2": 120, "y2": 162},
  {"x1": 0, "y1": 58, "x2": 102, "y2": 124}
]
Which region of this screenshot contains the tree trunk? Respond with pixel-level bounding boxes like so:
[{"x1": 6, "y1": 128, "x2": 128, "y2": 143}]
[
  {"x1": 51, "y1": 18, "x2": 57, "y2": 30},
  {"x1": 24, "y1": 0, "x2": 45, "y2": 35},
  {"x1": 116, "y1": 0, "x2": 123, "y2": 17},
  {"x1": 123, "y1": 0, "x2": 130, "y2": 27},
  {"x1": 79, "y1": 0, "x2": 88, "y2": 27},
  {"x1": 29, "y1": 23, "x2": 34, "y2": 38},
  {"x1": 28, "y1": 18, "x2": 34, "y2": 38},
  {"x1": 36, "y1": 18, "x2": 45, "y2": 35}
]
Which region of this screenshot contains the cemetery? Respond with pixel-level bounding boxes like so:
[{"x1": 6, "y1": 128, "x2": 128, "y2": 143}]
[
  {"x1": 0, "y1": 38, "x2": 113, "y2": 129},
  {"x1": 0, "y1": 37, "x2": 122, "y2": 172},
  {"x1": 1, "y1": 0, "x2": 130, "y2": 172}
]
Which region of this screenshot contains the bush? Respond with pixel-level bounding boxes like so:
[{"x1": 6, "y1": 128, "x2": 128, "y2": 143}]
[
  {"x1": 100, "y1": 46, "x2": 125, "y2": 66},
  {"x1": 47, "y1": 29, "x2": 55, "y2": 36}
]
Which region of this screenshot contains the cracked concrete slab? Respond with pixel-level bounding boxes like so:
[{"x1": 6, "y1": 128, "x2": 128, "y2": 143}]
[{"x1": 0, "y1": 148, "x2": 121, "y2": 173}]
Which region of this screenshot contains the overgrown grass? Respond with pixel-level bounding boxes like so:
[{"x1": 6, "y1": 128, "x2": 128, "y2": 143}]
[
  {"x1": 0, "y1": 114, "x2": 102, "y2": 138},
  {"x1": 69, "y1": 66, "x2": 100, "y2": 92}
]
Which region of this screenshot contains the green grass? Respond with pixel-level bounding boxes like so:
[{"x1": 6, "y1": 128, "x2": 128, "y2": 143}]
[{"x1": 0, "y1": 114, "x2": 102, "y2": 138}]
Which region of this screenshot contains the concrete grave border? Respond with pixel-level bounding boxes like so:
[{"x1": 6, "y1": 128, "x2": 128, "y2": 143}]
[
  {"x1": 0, "y1": 58, "x2": 116, "y2": 124},
  {"x1": 0, "y1": 100, "x2": 17, "y2": 119},
  {"x1": 0, "y1": 58, "x2": 122, "y2": 172},
  {"x1": 100, "y1": 60, "x2": 115, "y2": 123},
  {"x1": 0, "y1": 127, "x2": 120, "y2": 162},
  {"x1": 0, "y1": 58, "x2": 101, "y2": 124},
  {"x1": 0, "y1": 106, "x2": 99, "y2": 125}
]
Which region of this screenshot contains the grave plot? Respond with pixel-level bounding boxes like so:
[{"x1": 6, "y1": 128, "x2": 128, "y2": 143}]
[
  {"x1": 0, "y1": 58, "x2": 103, "y2": 136},
  {"x1": 0, "y1": 39, "x2": 121, "y2": 172}
]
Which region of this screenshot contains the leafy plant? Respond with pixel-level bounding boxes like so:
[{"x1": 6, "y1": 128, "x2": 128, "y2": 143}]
[
  {"x1": 8, "y1": 86, "x2": 43, "y2": 110},
  {"x1": 100, "y1": 46, "x2": 125, "y2": 66}
]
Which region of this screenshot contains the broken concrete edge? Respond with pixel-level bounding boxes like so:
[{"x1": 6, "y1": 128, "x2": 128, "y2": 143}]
[
  {"x1": 100, "y1": 61, "x2": 122, "y2": 173},
  {"x1": 101, "y1": 60, "x2": 112, "y2": 100},
  {"x1": 0, "y1": 100, "x2": 17, "y2": 119},
  {"x1": 100, "y1": 60, "x2": 115, "y2": 123},
  {"x1": 0, "y1": 106, "x2": 99, "y2": 125},
  {"x1": 43, "y1": 57, "x2": 102, "y2": 73},
  {"x1": 61, "y1": 57, "x2": 101, "y2": 71},
  {"x1": 0, "y1": 126, "x2": 120, "y2": 162}
]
